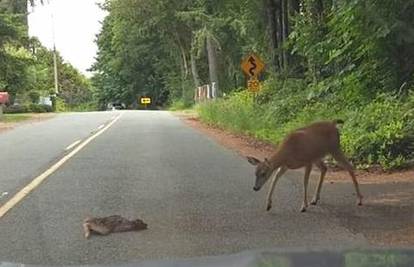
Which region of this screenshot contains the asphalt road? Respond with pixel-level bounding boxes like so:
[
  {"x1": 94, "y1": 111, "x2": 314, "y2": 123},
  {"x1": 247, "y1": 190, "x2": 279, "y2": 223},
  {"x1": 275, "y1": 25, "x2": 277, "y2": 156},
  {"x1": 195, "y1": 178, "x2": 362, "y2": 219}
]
[
  {"x1": 0, "y1": 110, "x2": 404, "y2": 265},
  {"x1": 0, "y1": 112, "x2": 118, "y2": 206}
]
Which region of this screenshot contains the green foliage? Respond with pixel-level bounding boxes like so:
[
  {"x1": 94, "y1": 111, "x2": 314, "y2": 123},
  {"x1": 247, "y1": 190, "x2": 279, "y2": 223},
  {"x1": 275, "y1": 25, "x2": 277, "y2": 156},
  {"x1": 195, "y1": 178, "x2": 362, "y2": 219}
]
[
  {"x1": 4, "y1": 104, "x2": 52, "y2": 113},
  {"x1": 290, "y1": 0, "x2": 414, "y2": 99},
  {"x1": 54, "y1": 97, "x2": 67, "y2": 113},
  {"x1": 28, "y1": 91, "x2": 40, "y2": 104},
  {"x1": 3, "y1": 105, "x2": 29, "y2": 114},
  {"x1": 199, "y1": 79, "x2": 414, "y2": 170},
  {"x1": 195, "y1": 0, "x2": 414, "y2": 170},
  {"x1": 66, "y1": 102, "x2": 98, "y2": 112},
  {"x1": 28, "y1": 103, "x2": 52, "y2": 113},
  {"x1": 92, "y1": 0, "x2": 267, "y2": 107},
  {"x1": 1, "y1": 9, "x2": 93, "y2": 110},
  {"x1": 1, "y1": 114, "x2": 31, "y2": 123},
  {"x1": 168, "y1": 99, "x2": 193, "y2": 111},
  {"x1": 341, "y1": 95, "x2": 414, "y2": 170},
  {"x1": 345, "y1": 252, "x2": 411, "y2": 267}
]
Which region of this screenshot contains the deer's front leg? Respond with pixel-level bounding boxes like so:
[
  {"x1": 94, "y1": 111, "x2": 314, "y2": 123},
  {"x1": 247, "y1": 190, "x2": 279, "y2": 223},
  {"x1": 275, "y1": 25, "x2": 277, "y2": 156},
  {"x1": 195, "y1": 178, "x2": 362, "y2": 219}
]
[
  {"x1": 300, "y1": 164, "x2": 312, "y2": 212},
  {"x1": 266, "y1": 167, "x2": 287, "y2": 211}
]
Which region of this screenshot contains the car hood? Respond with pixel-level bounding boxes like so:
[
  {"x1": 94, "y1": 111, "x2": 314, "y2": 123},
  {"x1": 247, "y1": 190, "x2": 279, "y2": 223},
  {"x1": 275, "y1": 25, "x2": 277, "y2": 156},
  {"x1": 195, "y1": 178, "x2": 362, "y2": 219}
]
[{"x1": 1, "y1": 248, "x2": 414, "y2": 267}]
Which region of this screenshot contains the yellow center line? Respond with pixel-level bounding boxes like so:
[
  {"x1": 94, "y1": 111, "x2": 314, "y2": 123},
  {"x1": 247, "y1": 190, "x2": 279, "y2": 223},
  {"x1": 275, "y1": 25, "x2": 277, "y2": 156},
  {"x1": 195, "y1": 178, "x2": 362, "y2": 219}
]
[{"x1": 0, "y1": 113, "x2": 122, "y2": 219}]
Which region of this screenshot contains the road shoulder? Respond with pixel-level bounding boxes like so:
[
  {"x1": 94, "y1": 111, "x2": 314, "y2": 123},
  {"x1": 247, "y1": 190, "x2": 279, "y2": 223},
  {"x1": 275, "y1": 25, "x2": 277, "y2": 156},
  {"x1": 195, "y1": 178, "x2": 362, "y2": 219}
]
[
  {"x1": 0, "y1": 113, "x2": 55, "y2": 134},
  {"x1": 174, "y1": 111, "x2": 414, "y2": 246}
]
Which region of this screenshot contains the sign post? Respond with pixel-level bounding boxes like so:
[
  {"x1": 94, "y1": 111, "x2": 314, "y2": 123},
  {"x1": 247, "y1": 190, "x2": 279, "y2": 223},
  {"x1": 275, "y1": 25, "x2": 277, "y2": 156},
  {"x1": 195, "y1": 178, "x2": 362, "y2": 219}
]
[{"x1": 241, "y1": 54, "x2": 265, "y2": 100}]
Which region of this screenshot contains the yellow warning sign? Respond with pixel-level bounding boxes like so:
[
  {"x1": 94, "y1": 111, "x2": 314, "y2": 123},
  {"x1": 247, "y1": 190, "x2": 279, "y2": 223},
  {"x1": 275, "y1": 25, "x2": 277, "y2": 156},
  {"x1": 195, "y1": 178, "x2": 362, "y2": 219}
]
[
  {"x1": 241, "y1": 54, "x2": 265, "y2": 77},
  {"x1": 140, "y1": 97, "x2": 151, "y2": 104},
  {"x1": 247, "y1": 76, "x2": 261, "y2": 93}
]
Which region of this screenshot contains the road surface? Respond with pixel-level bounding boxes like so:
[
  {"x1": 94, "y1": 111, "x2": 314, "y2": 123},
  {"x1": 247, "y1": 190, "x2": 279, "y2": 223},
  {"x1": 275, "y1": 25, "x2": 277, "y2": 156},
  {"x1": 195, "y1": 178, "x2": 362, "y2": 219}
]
[{"x1": 0, "y1": 111, "x2": 411, "y2": 265}]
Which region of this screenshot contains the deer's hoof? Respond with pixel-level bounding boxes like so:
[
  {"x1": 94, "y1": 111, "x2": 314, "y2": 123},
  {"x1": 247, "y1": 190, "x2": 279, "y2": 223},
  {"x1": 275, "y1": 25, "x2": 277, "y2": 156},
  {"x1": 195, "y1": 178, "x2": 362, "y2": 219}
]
[
  {"x1": 357, "y1": 196, "x2": 363, "y2": 206},
  {"x1": 266, "y1": 203, "x2": 272, "y2": 211},
  {"x1": 300, "y1": 207, "x2": 307, "y2": 213},
  {"x1": 310, "y1": 199, "x2": 318, "y2": 205}
]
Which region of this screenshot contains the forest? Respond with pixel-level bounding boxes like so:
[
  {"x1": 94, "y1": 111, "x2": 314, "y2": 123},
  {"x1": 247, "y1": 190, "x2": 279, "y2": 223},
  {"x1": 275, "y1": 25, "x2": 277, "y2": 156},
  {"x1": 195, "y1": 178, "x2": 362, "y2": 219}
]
[
  {"x1": 0, "y1": 0, "x2": 93, "y2": 112},
  {"x1": 93, "y1": 0, "x2": 414, "y2": 170}
]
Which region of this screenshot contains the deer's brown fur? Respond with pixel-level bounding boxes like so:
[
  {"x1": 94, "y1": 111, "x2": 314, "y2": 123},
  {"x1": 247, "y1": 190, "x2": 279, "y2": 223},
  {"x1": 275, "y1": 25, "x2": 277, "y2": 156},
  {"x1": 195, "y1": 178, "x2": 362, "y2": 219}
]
[
  {"x1": 247, "y1": 120, "x2": 363, "y2": 212},
  {"x1": 83, "y1": 215, "x2": 147, "y2": 238}
]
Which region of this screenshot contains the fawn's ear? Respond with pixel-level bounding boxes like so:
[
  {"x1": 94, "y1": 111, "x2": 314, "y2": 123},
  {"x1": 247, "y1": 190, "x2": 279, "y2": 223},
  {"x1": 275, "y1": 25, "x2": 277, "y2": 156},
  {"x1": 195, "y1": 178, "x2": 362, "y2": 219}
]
[{"x1": 247, "y1": 156, "x2": 261, "y2": 166}]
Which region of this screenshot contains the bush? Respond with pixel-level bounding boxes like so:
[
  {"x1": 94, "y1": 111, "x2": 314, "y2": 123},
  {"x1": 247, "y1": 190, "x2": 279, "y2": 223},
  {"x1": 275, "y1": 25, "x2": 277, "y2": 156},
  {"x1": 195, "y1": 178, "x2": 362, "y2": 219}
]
[
  {"x1": 341, "y1": 95, "x2": 414, "y2": 170},
  {"x1": 4, "y1": 104, "x2": 52, "y2": 113},
  {"x1": 4, "y1": 105, "x2": 29, "y2": 114},
  {"x1": 198, "y1": 84, "x2": 414, "y2": 170},
  {"x1": 66, "y1": 102, "x2": 98, "y2": 112},
  {"x1": 55, "y1": 97, "x2": 67, "y2": 112},
  {"x1": 28, "y1": 91, "x2": 40, "y2": 104},
  {"x1": 28, "y1": 104, "x2": 52, "y2": 113},
  {"x1": 169, "y1": 99, "x2": 193, "y2": 111}
]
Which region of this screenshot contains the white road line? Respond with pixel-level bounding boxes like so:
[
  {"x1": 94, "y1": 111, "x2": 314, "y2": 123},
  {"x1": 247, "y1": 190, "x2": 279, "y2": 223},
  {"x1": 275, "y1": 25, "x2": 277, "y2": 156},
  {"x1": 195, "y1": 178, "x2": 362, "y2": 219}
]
[
  {"x1": 0, "y1": 114, "x2": 122, "y2": 219},
  {"x1": 65, "y1": 140, "x2": 82, "y2": 151},
  {"x1": 97, "y1": 124, "x2": 105, "y2": 130}
]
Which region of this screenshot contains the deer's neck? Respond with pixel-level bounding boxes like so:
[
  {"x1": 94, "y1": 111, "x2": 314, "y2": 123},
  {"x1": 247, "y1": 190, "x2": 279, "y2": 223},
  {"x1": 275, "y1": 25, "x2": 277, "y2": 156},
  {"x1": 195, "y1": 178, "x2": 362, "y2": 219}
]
[{"x1": 269, "y1": 152, "x2": 283, "y2": 171}]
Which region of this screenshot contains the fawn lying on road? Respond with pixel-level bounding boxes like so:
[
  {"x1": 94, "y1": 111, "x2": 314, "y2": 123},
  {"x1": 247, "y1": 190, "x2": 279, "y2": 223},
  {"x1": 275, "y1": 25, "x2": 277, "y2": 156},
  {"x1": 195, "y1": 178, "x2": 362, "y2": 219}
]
[{"x1": 83, "y1": 215, "x2": 147, "y2": 238}]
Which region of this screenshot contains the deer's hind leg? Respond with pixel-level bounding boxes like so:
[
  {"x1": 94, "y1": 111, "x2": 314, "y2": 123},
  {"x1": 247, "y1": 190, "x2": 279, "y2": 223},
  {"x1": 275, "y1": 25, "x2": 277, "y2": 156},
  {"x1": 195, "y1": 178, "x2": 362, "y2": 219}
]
[
  {"x1": 332, "y1": 150, "x2": 363, "y2": 205},
  {"x1": 310, "y1": 160, "x2": 327, "y2": 205}
]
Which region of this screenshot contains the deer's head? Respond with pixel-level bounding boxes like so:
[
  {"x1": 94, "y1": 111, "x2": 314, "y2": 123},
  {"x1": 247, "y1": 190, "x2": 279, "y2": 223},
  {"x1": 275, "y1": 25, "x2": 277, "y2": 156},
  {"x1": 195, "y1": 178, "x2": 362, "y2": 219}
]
[{"x1": 247, "y1": 156, "x2": 273, "y2": 191}]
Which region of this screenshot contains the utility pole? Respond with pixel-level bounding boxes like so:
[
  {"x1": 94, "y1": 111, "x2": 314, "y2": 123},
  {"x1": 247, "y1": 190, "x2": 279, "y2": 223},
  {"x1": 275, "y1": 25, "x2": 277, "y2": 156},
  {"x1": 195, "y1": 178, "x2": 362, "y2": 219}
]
[
  {"x1": 49, "y1": 0, "x2": 58, "y2": 94},
  {"x1": 51, "y1": 13, "x2": 59, "y2": 94}
]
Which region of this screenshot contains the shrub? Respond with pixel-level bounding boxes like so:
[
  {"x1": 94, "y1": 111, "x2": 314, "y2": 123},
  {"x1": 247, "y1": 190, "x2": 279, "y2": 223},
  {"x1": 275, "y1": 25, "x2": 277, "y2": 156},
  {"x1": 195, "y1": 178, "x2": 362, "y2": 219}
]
[
  {"x1": 28, "y1": 104, "x2": 52, "y2": 113},
  {"x1": 28, "y1": 91, "x2": 40, "y2": 104},
  {"x1": 4, "y1": 104, "x2": 53, "y2": 113},
  {"x1": 169, "y1": 99, "x2": 193, "y2": 111},
  {"x1": 198, "y1": 85, "x2": 414, "y2": 170},
  {"x1": 66, "y1": 102, "x2": 98, "y2": 112},
  {"x1": 4, "y1": 105, "x2": 29, "y2": 114},
  {"x1": 55, "y1": 97, "x2": 67, "y2": 112}
]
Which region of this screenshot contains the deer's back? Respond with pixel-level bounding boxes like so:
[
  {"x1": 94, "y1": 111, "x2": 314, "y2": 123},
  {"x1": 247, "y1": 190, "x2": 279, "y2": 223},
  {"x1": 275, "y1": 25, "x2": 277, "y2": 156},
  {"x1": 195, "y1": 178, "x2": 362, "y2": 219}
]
[{"x1": 277, "y1": 121, "x2": 341, "y2": 166}]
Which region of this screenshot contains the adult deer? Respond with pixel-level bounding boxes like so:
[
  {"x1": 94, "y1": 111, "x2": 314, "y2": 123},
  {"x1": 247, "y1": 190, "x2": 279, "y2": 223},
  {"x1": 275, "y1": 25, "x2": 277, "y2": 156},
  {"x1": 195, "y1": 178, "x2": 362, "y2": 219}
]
[{"x1": 246, "y1": 119, "x2": 363, "y2": 212}]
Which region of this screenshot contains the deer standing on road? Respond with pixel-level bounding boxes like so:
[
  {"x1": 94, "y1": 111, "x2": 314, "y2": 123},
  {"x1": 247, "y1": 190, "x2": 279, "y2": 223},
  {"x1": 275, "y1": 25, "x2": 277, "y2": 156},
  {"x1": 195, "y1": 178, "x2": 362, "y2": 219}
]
[{"x1": 246, "y1": 120, "x2": 363, "y2": 212}]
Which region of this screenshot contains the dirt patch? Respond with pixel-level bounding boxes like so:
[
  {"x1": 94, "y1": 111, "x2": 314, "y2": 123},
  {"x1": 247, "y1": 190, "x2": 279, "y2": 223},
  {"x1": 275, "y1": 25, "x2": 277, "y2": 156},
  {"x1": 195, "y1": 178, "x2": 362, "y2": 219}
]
[
  {"x1": 0, "y1": 113, "x2": 55, "y2": 134},
  {"x1": 184, "y1": 117, "x2": 276, "y2": 160}
]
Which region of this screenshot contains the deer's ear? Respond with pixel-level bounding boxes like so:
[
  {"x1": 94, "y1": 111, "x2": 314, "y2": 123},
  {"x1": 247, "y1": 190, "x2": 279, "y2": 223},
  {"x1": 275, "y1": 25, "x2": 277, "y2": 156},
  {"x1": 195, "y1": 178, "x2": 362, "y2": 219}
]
[{"x1": 247, "y1": 156, "x2": 261, "y2": 166}]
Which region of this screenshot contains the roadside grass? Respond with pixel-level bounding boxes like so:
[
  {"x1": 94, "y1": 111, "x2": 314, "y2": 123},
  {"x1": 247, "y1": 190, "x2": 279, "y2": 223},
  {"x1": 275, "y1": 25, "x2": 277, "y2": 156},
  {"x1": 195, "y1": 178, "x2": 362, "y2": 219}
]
[
  {"x1": 197, "y1": 79, "x2": 414, "y2": 171},
  {"x1": 1, "y1": 114, "x2": 33, "y2": 123},
  {"x1": 168, "y1": 99, "x2": 194, "y2": 111}
]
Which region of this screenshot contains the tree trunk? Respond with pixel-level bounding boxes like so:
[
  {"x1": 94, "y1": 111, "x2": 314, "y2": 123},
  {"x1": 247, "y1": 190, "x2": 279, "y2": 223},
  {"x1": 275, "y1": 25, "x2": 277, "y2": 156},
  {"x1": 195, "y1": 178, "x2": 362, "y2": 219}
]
[
  {"x1": 206, "y1": 34, "x2": 219, "y2": 94},
  {"x1": 176, "y1": 36, "x2": 189, "y2": 79},
  {"x1": 276, "y1": 0, "x2": 284, "y2": 69},
  {"x1": 316, "y1": 0, "x2": 324, "y2": 16},
  {"x1": 290, "y1": 0, "x2": 300, "y2": 13},
  {"x1": 265, "y1": 0, "x2": 280, "y2": 71},
  {"x1": 282, "y1": 0, "x2": 289, "y2": 70},
  {"x1": 190, "y1": 51, "x2": 201, "y2": 87}
]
